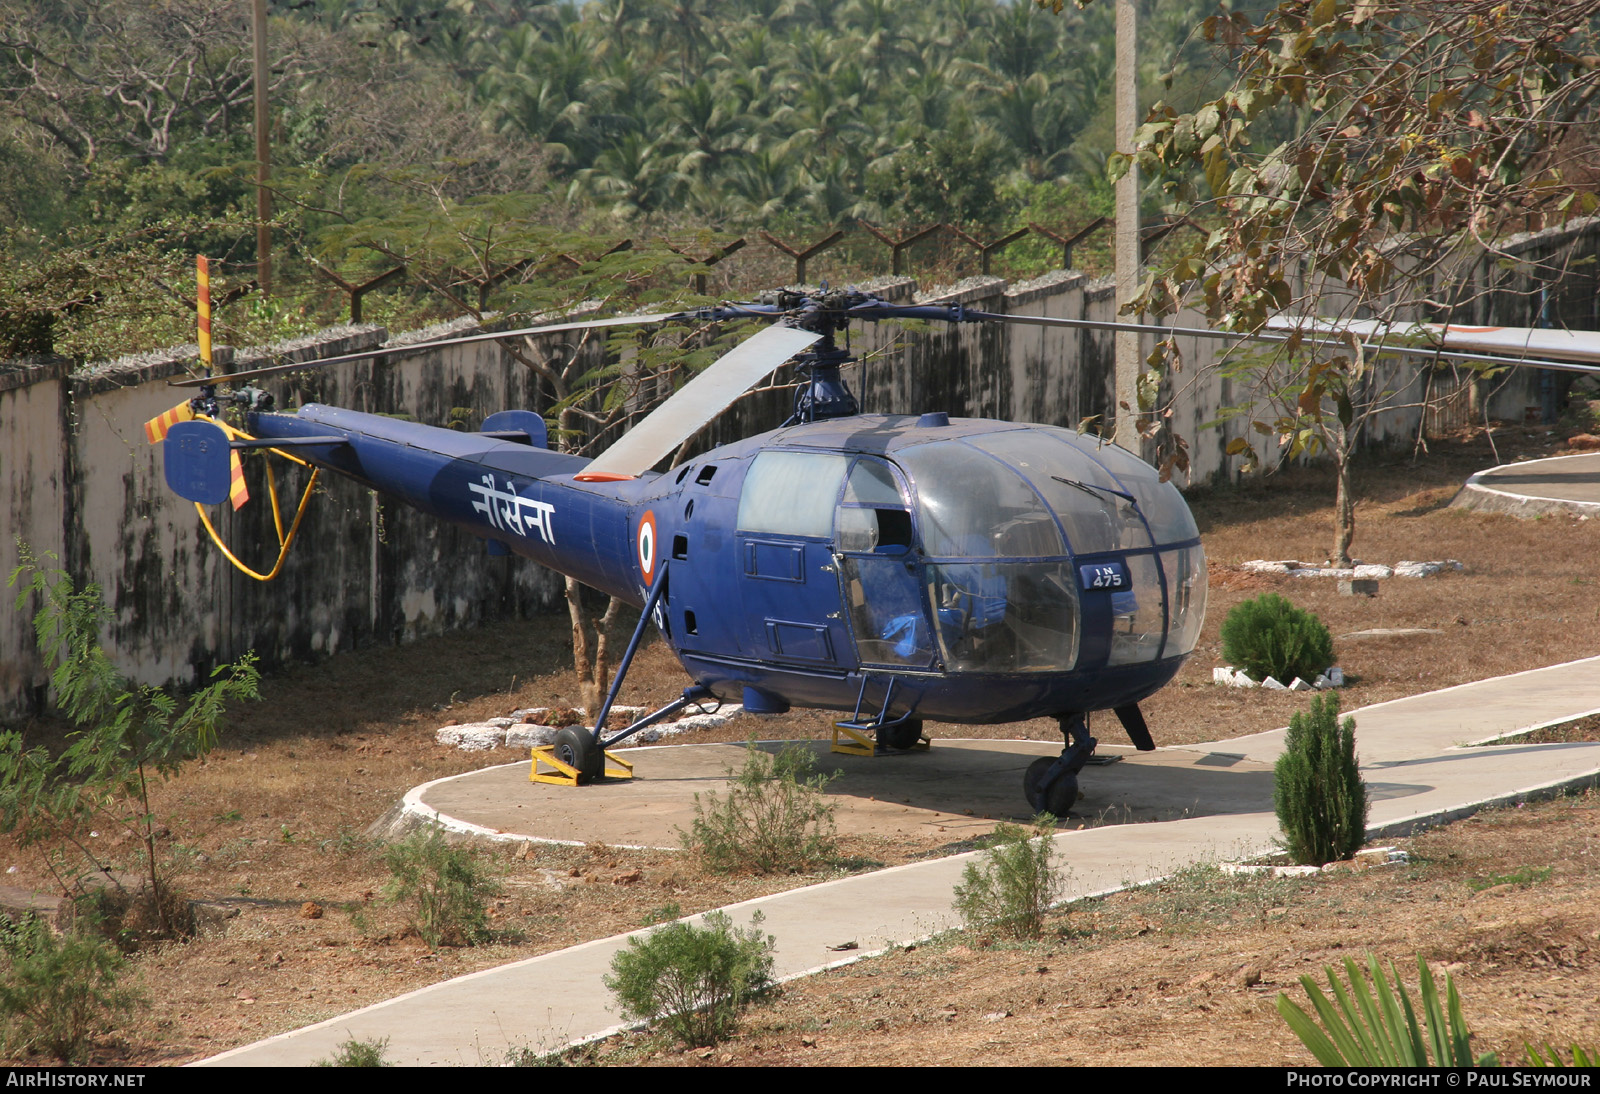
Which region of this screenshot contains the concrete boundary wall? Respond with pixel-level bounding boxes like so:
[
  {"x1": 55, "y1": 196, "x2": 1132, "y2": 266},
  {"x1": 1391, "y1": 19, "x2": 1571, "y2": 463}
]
[{"x1": 5, "y1": 223, "x2": 1586, "y2": 718}]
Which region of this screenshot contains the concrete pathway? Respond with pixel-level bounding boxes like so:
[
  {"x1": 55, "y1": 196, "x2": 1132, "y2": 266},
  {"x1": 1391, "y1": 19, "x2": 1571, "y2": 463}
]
[{"x1": 199, "y1": 655, "x2": 1600, "y2": 1066}]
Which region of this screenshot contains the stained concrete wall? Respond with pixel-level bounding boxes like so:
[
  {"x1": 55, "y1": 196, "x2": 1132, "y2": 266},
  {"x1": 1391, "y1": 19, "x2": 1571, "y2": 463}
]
[
  {"x1": 1, "y1": 326, "x2": 576, "y2": 720},
  {"x1": 7, "y1": 217, "x2": 1593, "y2": 720}
]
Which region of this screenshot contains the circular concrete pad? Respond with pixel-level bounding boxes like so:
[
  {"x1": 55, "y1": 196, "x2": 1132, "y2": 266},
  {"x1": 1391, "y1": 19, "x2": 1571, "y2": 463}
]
[
  {"x1": 1456, "y1": 451, "x2": 1600, "y2": 516},
  {"x1": 411, "y1": 739, "x2": 1277, "y2": 849}
]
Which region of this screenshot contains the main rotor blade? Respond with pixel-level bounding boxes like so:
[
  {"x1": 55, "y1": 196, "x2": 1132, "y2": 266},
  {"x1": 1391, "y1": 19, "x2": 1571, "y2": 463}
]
[
  {"x1": 959, "y1": 308, "x2": 1278, "y2": 344},
  {"x1": 167, "y1": 311, "x2": 690, "y2": 388},
  {"x1": 969, "y1": 309, "x2": 1600, "y2": 376},
  {"x1": 581, "y1": 323, "x2": 823, "y2": 478},
  {"x1": 1265, "y1": 317, "x2": 1600, "y2": 371}
]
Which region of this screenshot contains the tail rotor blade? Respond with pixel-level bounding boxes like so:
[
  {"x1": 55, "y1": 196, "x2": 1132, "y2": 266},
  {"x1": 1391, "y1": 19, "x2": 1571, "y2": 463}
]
[
  {"x1": 228, "y1": 449, "x2": 249, "y2": 510},
  {"x1": 144, "y1": 401, "x2": 195, "y2": 444}
]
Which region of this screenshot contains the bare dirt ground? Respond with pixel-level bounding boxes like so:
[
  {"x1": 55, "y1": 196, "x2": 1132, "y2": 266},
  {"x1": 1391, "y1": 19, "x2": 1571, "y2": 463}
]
[
  {"x1": 574, "y1": 790, "x2": 1600, "y2": 1067},
  {"x1": 4, "y1": 421, "x2": 1600, "y2": 1066}
]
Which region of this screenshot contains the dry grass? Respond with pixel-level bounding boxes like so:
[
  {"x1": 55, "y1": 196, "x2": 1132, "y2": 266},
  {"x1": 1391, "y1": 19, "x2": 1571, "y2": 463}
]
[{"x1": 574, "y1": 790, "x2": 1600, "y2": 1067}]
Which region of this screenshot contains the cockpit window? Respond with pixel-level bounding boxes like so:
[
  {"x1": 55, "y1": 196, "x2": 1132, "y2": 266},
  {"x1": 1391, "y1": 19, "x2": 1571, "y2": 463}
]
[
  {"x1": 925, "y1": 561, "x2": 1080, "y2": 672},
  {"x1": 1107, "y1": 553, "x2": 1167, "y2": 665},
  {"x1": 1044, "y1": 429, "x2": 1198, "y2": 544},
  {"x1": 836, "y1": 458, "x2": 913, "y2": 553},
  {"x1": 843, "y1": 460, "x2": 904, "y2": 506},
  {"x1": 736, "y1": 450, "x2": 848, "y2": 537},
  {"x1": 968, "y1": 431, "x2": 1150, "y2": 556},
  {"x1": 896, "y1": 443, "x2": 1066, "y2": 558},
  {"x1": 836, "y1": 458, "x2": 928, "y2": 665},
  {"x1": 837, "y1": 507, "x2": 914, "y2": 552}
]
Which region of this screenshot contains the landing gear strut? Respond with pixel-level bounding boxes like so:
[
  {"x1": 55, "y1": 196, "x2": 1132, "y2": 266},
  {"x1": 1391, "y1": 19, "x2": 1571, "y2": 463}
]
[{"x1": 1023, "y1": 713, "x2": 1096, "y2": 816}]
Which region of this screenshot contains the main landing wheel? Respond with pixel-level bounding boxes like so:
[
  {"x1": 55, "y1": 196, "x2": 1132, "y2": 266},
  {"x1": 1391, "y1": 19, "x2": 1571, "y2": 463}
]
[
  {"x1": 1023, "y1": 758, "x2": 1079, "y2": 816},
  {"x1": 877, "y1": 718, "x2": 924, "y2": 752},
  {"x1": 553, "y1": 726, "x2": 604, "y2": 784}
]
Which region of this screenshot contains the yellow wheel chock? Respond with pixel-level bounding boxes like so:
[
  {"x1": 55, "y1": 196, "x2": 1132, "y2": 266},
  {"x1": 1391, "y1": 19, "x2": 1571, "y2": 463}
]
[
  {"x1": 831, "y1": 722, "x2": 930, "y2": 756},
  {"x1": 530, "y1": 745, "x2": 635, "y2": 786}
]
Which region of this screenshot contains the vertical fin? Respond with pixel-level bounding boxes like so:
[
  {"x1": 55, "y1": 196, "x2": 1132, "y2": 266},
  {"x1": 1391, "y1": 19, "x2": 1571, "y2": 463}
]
[
  {"x1": 1114, "y1": 703, "x2": 1156, "y2": 751},
  {"x1": 144, "y1": 401, "x2": 195, "y2": 445}
]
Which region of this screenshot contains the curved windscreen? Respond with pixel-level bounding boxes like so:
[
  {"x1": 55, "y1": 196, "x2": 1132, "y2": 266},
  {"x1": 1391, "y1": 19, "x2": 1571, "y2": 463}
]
[
  {"x1": 966, "y1": 431, "x2": 1152, "y2": 555},
  {"x1": 895, "y1": 428, "x2": 1205, "y2": 668},
  {"x1": 895, "y1": 443, "x2": 1065, "y2": 558},
  {"x1": 925, "y1": 561, "x2": 1080, "y2": 673},
  {"x1": 1043, "y1": 429, "x2": 1199, "y2": 544}
]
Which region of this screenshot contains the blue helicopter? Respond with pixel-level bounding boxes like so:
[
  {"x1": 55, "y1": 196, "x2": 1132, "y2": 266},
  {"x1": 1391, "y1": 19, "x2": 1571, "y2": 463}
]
[
  {"x1": 156, "y1": 288, "x2": 1207, "y2": 814},
  {"x1": 156, "y1": 287, "x2": 1600, "y2": 810}
]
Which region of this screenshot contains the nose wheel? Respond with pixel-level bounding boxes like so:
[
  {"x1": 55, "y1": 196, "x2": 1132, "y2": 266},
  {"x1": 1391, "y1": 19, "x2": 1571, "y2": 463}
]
[{"x1": 1023, "y1": 713, "x2": 1095, "y2": 816}]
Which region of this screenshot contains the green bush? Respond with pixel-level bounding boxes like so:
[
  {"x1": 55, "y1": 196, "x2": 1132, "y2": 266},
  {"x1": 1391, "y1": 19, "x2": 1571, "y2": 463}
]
[
  {"x1": 1220, "y1": 592, "x2": 1334, "y2": 683},
  {"x1": 679, "y1": 741, "x2": 838, "y2": 874},
  {"x1": 604, "y1": 911, "x2": 776, "y2": 1047},
  {"x1": 1274, "y1": 692, "x2": 1368, "y2": 866},
  {"x1": 3, "y1": 557, "x2": 259, "y2": 942},
  {"x1": 1278, "y1": 954, "x2": 1498, "y2": 1066},
  {"x1": 952, "y1": 814, "x2": 1063, "y2": 939},
  {"x1": 316, "y1": 1037, "x2": 392, "y2": 1067},
  {"x1": 383, "y1": 822, "x2": 501, "y2": 947},
  {"x1": 0, "y1": 915, "x2": 145, "y2": 1063}
]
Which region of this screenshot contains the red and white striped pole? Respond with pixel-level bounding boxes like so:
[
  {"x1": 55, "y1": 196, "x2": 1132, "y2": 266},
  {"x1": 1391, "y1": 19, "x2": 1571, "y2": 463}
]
[{"x1": 197, "y1": 254, "x2": 213, "y2": 371}]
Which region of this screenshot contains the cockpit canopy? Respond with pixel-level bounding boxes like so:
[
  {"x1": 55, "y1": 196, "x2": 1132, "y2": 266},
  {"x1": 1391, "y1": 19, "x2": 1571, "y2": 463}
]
[{"x1": 735, "y1": 424, "x2": 1206, "y2": 675}]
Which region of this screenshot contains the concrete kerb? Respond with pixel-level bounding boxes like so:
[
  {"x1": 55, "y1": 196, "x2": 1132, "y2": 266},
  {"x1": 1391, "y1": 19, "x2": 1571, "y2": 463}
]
[
  {"x1": 1366, "y1": 768, "x2": 1600, "y2": 843},
  {"x1": 1454, "y1": 452, "x2": 1600, "y2": 518},
  {"x1": 1462, "y1": 704, "x2": 1600, "y2": 747},
  {"x1": 372, "y1": 763, "x2": 641, "y2": 850}
]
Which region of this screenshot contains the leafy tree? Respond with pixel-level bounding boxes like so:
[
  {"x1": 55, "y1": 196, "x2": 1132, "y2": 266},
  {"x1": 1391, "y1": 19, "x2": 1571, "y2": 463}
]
[
  {"x1": 866, "y1": 127, "x2": 1008, "y2": 230},
  {"x1": 1099, "y1": 0, "x2": 1600, "y2": 562},
  {"x1": 2, "y1": 556, "x2": 259, "y2": 938}
]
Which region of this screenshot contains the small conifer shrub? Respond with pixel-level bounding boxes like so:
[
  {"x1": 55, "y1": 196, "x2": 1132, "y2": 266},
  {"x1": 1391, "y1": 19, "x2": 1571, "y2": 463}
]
[
  {"x1": 1220, "y1": 592, "x2": 1334, "y2": 683},
  {"x1": 604, "y1": 911, "x2": 776, "y2": 1047},
  {"x1": 679, "y1": 741, "x2": 838, "y2": 874},
  {"x1": 1274, "y1": 692, "x2": 1368, "y2": 866},
  {"x1": 383, "y1": 822, "x2": 501, "y2": 946},
  {"x1": 952, "y1": 814, "x2": 1063, "y2": 939}
]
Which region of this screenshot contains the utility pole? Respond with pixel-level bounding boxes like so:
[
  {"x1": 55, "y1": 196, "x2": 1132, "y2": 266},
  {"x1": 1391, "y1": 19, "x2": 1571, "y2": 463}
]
[
  {"x1": 252, "y1": 0, "x2": 272, "y2": 296},
  {"x1": 1113, "y1": 0, "x2": 1139, "y2": 450}
]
